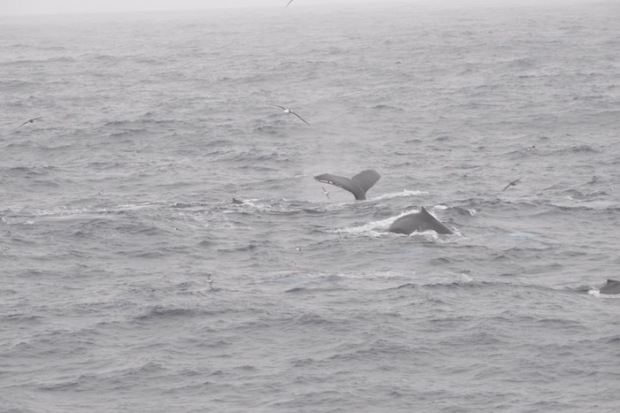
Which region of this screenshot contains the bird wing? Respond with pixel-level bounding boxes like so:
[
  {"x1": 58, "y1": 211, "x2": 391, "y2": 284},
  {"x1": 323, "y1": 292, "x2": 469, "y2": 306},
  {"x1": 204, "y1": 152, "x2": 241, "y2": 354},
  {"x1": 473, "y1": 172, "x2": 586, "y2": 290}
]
[
  {"x1": 285, "y1": 0, "x2": 295, "y2": 8},
  {"x1": 18, "y1": 117, "x2": 43, "y2": 128},
  {"x1": 270, "y1": 104, "x2": 287, "y2": 111},
  {"x1": 501, "y1": 178, "x2": 521, "y2": 192},
  {"x1": 291, "y1": 111, "x2": 310, "y2": 125}
]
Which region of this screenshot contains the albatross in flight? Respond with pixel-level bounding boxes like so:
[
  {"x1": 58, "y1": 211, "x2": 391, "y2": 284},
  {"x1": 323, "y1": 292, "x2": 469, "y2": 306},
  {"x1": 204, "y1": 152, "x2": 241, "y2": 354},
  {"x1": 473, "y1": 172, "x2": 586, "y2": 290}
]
[
  {"x1": 18, "y1": 117, "x2": 43, "y2": 128},
  {"x1": 502, "y1": 178, "x2": 522, "y2": 192},
  {"x1": 270, "y1": 104, "x2": 310, "y2": 125}
]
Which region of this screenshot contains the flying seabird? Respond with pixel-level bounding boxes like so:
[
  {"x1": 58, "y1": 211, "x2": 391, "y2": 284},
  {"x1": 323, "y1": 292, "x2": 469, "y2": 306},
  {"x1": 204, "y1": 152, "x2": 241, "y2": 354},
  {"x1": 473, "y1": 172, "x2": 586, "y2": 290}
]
[
  {"x1": 18, "y1": 117, "x2": 43, "y2": 128},
  {"x1": 502, "y1": 178, "x2": 522, "y2": 192},
  {"x1": 270, "y1": 104, "x2": 310, "y2": 125},
  {"x1": 322, "y1": 187, "x2": 331, "y2": 200}
]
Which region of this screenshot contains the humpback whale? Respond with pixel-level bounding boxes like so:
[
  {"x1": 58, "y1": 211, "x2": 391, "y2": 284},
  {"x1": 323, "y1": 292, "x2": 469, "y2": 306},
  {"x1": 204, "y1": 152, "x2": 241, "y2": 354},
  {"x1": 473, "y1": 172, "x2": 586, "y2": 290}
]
[
  {"x1": 599, "y1": 279, "x2": 620, "y2": 295},
  {"x1": 388, "y1": 207, "x2": 453, "y2": 235},
  {"x1": 314, "y1": 170, "x2": 381, "y2": 200}
]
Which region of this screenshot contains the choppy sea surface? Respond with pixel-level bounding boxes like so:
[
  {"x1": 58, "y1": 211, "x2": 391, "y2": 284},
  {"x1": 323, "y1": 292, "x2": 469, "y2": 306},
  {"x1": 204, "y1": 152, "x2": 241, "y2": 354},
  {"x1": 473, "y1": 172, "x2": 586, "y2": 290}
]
[{"x1": 1, "y1": 1, "x2": 620, "y2": 412}]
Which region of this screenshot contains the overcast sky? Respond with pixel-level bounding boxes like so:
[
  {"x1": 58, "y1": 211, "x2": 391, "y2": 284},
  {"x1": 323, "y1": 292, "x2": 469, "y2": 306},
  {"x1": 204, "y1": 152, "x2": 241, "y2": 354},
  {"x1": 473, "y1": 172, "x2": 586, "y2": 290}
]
[
  {"x1": 1, "y1": 0, "x2": 364, "y2": 16},
  {"x1": 0, "y1": 0, "x2": 603, "y2": 16}
]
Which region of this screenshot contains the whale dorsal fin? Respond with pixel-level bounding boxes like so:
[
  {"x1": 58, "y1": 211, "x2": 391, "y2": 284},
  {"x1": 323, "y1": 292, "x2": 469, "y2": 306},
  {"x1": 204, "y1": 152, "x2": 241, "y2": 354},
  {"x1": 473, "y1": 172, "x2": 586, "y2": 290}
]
[
  {"x1": 419, "y1": 207, "x2": 453, "y2": 234},
  {"x1": 420, "y1": 207, "x2": 432, "y2": 217},
  {"x1": 388, "y1": 208, "x2": 453, "y2": 235},
  {"x1": 314, "y1": 169, "x2": 381, "y2": 200},
  {"x1": 600, "y1": 279, "x2": 620, "y2": 294}
]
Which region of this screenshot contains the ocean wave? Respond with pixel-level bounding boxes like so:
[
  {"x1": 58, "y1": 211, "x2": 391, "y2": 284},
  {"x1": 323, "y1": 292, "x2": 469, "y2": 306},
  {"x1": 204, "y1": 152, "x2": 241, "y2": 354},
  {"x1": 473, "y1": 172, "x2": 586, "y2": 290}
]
[
  {"x1": 545, "y1": 145, "x2": 600, "y2": 156},
  {"x1": 134, "y1": 305, "x2": 231, "y2": 322},
  {"x1": 561, "y1": 189, "x2": 609, "y2": 200},
  {"x1": 253, "y1": 125, "x2": 287, "y2": 135},
  {"x1": 334, "y1": 217, "x2": 415, "y2": 239},
  {"x1": 285, "y1": 286, "x2": 337, "y2": 294},
  {"x1": 372, "y1": 190, "x2": 427, "y2": 201},
  {"x1": 7, "y1": 43, "x2": 63, "y2": 50},
  {"x1": 83, "y1": 53, "x2": 124, "y2": 63},
  {"x1": 371, "y1": 104, "x2": 404, "y2": 111},
  {"x1": 326, "y1": 339, "x2": 414, "y2": 362},
  {"x1": 293, "y1": 313, "x2": 336, "y2": 327},
  {"x1": 216, "y1": 241, "x2": 265, "y2": 254},
  {"x1": 1, "y1": 313, "x2": 44, "y2": 324},
  {"x1": 505, "y1": 57, "x2": 538, "y2": 69},
  {"x1": 588, "y1": 289, "x2": 620, "y2": 298},
  {"x1": 102, "y1": 119, "x2": 146, "y2": 129},
  {"x1": 0, "y1": 56, "x2": 76, "y2": 66},
  {"x1": 135, "y1": 306, "x2": 197, "y2": 321},
  {"x1": 230, "y1": 150, "x2": 292, "y2": 164},
  {"x1": 392, "y1": 280, "x2": 555, "y2": 294},
  {"x1": 444, "y1": 205, "x2": 477, "y2": 217},
  {"x1": 2, "y1": 166, "x2": 56, "y2": 177},
  {"x1": 0, "y1": 79, "x2": 35, "y2": 89},
  {"x1": 226, "y1": 198, "x2": 318, "y2": 215}
]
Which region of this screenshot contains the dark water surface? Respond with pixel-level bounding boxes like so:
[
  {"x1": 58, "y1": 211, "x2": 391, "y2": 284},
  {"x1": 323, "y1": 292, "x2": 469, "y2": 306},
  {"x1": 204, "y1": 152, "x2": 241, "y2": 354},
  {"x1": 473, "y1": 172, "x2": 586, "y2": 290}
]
[{"x1": 1, "y1": 2, "x2": 620, "y2": 412}]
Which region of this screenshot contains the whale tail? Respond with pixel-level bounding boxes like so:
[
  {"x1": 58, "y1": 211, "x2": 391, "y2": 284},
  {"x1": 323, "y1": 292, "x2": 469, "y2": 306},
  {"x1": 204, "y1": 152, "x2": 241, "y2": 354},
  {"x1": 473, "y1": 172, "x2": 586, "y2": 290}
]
[{"x1": 314, "y1": 169, "x2": 381, "y2": 200}]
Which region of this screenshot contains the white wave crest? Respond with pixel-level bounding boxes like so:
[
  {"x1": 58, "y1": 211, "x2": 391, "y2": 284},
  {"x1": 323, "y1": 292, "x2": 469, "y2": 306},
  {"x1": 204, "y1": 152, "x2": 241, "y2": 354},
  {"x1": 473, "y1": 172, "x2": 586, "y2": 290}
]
[{"x1": 372, "y1": 189, "x2": 427, "y2": 201}]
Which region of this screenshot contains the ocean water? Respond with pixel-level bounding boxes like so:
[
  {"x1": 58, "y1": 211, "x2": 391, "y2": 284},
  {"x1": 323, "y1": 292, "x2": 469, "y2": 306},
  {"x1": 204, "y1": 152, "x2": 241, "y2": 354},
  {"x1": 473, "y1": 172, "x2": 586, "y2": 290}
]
[{"x1": 1, "y1": 1, "x2": 620, "y2": 412}]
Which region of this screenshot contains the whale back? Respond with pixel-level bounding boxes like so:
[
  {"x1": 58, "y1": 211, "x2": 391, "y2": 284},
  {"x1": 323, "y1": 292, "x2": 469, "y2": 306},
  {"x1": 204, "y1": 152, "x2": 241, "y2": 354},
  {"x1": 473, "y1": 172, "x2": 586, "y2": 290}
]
[
  {"x1": 600, "y1": 279, "x2": 620, "y2": 295},
  {"x1": 314, "y1": 169, "x2": 381, "y2": 200},
  {"x1": 388, "y1": 207, "x2": 453, "y2": 235}
]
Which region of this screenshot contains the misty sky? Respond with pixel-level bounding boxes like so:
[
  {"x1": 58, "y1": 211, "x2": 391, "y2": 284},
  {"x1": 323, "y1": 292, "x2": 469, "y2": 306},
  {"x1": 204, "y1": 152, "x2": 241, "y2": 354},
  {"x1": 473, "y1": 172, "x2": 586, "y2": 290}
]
[
  {"x1": 0, "y1": 0, "x2": 603, "y2": 16},
  {"x1": 1, "y1": 0, "x2": 365, "y2": 16}
]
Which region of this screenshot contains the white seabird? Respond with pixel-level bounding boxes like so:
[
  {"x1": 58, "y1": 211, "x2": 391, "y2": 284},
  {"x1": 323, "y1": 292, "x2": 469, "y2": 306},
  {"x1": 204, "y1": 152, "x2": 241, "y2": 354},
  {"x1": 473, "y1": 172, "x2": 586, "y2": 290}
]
[{"x1": 270, "y1": 104, "x2": 310, "y2": 125}]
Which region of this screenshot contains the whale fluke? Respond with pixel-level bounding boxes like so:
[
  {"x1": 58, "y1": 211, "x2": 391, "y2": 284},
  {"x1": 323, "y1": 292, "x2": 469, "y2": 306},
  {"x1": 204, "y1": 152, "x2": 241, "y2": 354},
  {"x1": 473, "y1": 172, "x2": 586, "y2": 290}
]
[
  {"x1": 599, "y1": 279, "x2": 620, "y2": 295},
  {"x1": 388, "y1": 207, "x2": 453, "y2": 235},
  {"x1": 314, "y1": 170, "x2": 381, "y2": 200}
]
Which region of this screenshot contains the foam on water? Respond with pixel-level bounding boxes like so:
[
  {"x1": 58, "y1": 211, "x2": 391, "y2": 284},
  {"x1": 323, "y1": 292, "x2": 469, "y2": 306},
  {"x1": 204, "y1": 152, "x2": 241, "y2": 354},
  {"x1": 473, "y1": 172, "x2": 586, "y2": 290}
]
[
  {"x1": 371, "y1": 189, "x2": 427, "y2": 201},
  {"x1": 588, "y1": 289, "x2": 620, "y2": 298}
]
